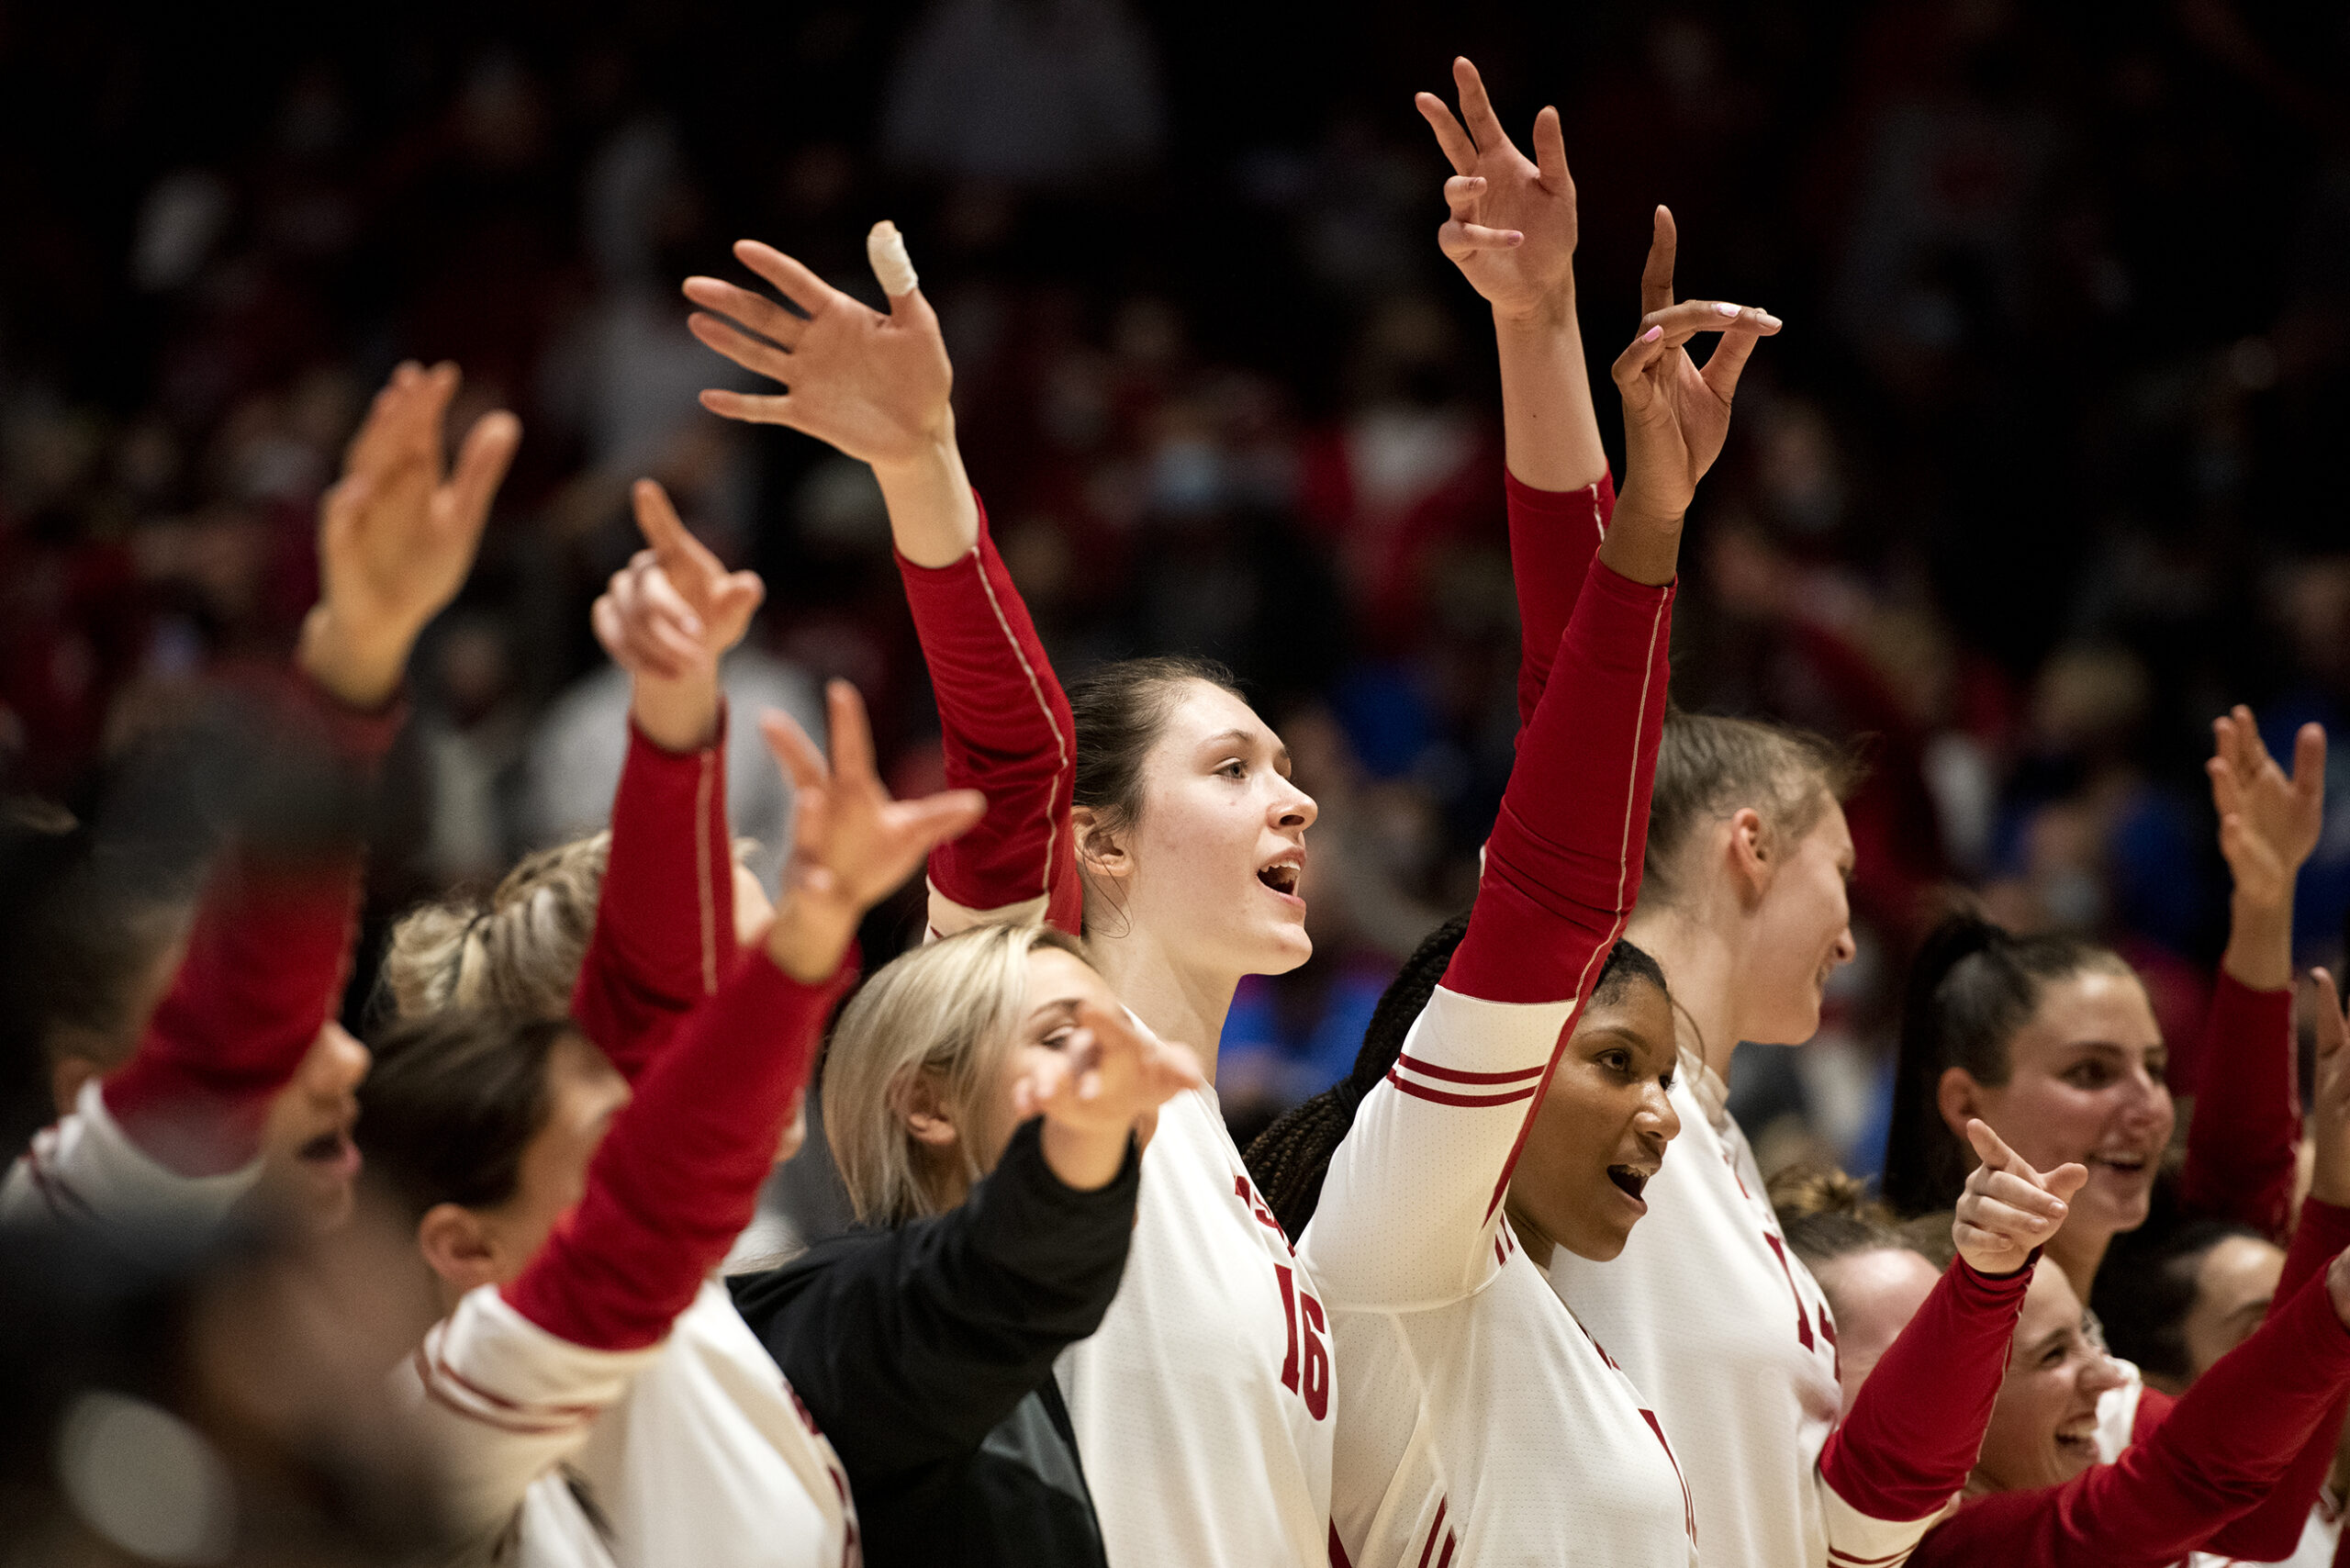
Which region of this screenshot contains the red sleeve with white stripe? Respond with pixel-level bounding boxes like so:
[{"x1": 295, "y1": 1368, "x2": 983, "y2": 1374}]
[
  {"x1": 1813, "y1": 1255, "x2": 2034, "y2": 1559},
  {"x1": 1305, "y1": 555, "x2": 1673, "y2": 1305},
  {"x1": 1910, "y1": 1267, "x2": 2350, "y2": 1568},
  {"x1": 894, "y1": 490, "x2": 1083, "y2": 938},
  {"x1": 2177, "y1": 972, "x2": 2299, "y2": 1243},
  {"x1": 504, "y1": 948, "x2": 853, "y2": 1351},
  {"x1": 568, "y1": 717, "x2": 738, "y2": 1084},
  {"x1": 1505, "y1": 466, "x2": 1616, "y2": 735}
]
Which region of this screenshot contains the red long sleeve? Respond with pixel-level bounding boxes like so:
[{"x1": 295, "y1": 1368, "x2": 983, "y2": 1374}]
[
  {"x1": 2190, "y1": 1196, "x2": 2350, "y2": 1560},
  {"x1": 1445, "y1": 554, "x2": 1673, "y2": 1007},
  {"x1": 505, "y1": 948, "x2": 853, "y2": 1351},
  {"x1": 1912, "y1": 1266, "x2": 2350, "y2": 1568},
  {"x1": 1818, "y1": 1256, "x2": 2035, "y2": 1521},
  {"x1": 894, "y1": 492, "x2": 1083, "y2": 936},
  {"x1": 1504, "y1": 467, "x2": 1615, "y2": 736},
  {"x1": 2178, "y1": 971, "x2": 2300, "y2": 1242},
  {"x1": 99, "y1": 683, "x2": 401, "y2": 1176},
  {"x1": 568, "y1": 718, "x2": 738, "y2": 1084}
]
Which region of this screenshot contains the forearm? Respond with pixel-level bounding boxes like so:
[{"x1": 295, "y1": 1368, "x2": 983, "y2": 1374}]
[
  {"x1": 296, "y1": 605, "x2": 416, "y2": 711},
  {"x1": 629, "y1": 668, "x2": 722, "y2": 753},
  {"x1": 1494, "y1": 297, "x2": 1609, "y2": 493},
  {"x1": 2178, "y1": 970, "x2": 2299, "y2": 1239},
  {"x1": 2222, "y1": 890, "x2": 2295, "y2": 991},
  {"x1": 871, "y1": 421, "x2": 980, "y2": 568},
  {"x1": 1039, "y1": 1119, "x2": 1136, "y2": 1193},
  {"x1": 1595, "y1": 495, "x2": 1684, "y2": 588}
]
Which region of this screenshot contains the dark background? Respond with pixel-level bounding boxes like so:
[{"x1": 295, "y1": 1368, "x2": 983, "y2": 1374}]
[{"x1": 6, "y1": 0, "x2": 2349, "y2": 1174}]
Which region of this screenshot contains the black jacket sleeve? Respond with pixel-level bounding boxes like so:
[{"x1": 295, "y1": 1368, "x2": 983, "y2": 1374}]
[{"x1": 730, "y1": 1117, "x2": 1140, "y2": 1477}]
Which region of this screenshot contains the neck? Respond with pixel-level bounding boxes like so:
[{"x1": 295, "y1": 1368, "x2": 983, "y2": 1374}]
[
  {"x1": 1625, "y1": 902, "x2": 1747, "y2": 1083},
  {"x1": 1088, "y1": 918, "x2": 1237, "y2": 1082},
  {"x1": 2045, "y1": 1223, "x2": 2113, "y2": 1303}
]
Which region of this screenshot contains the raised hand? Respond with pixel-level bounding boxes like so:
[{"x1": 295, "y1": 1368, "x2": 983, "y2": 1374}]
[
  {"x1": 758, "y1": 679, "x2": 985, "y2": 981},
  {"x1": 2210, "y1": 706, "x2": 2326, "y2": 909},
  {"x1": 2303, "y1": 969, "x2": 2350, "y2": 1207},
  {"x1": 591, "y1": 478, "x2": 766, "y2": 751},
  {"x1": 1954, "y1": 1118, "x2": 2087, "y2": 1277},
  {"x1": 1416, "y1": 56, "x2": 1574, "y2": 323},
  {"x1": 300, "y1": 362, "x2": 520, "y2": 708},
  {"x1": 1606, "y1": 207, "x2": 1781, "y2": 549},
  {"x1": 1011, "y1": 1000, "x2": 1205, "y2": 1133},
  {"x1": 685, "y1": 230, "x2": 953, "y2": 470}
]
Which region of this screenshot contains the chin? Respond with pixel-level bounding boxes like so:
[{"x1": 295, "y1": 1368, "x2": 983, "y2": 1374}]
[
  {"x1": 1559, "y1": 1215, "x2": 1632, "y2": 1263},
  {"x1": 1245, "y1": 925, "x2": 1314, "y2": 976}
]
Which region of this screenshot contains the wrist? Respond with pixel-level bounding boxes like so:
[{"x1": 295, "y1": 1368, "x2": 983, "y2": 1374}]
[
  {"x1": 2221, "y1": 895, "x2": 2294, "y2": 990},
  {"x1": 630, "y1": 675, "x2": 723, "y2": 754},
  {"x1": 765, "y1": 902, "x2": 856, "y2": 985},
  {"x1": 297, "y1": 606, "x2": 414, "y2": 711},
  {"x1": 867, "y1": 417, "x2": 961, "y2": 487},
  {"x1": 1492, "y1": 285, "x2": 1576, "y2": 334},
  {"x1": 1038, "y1": 1117, "x2": 1130, "y2": 1193}
]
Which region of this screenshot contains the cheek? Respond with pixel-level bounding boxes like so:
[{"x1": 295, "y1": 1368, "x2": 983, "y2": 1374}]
[{"x1": 1984, "y1": 1081, "x2": 2103, "y2": 1168}]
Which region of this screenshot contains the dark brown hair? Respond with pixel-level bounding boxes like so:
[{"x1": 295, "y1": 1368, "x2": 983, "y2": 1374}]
[
  {"x1": 1068, "y1": 654, "x2": 1248, "y2": 836},
  {"x1": 1882, "y1": 911, "x2": 2136, "y2": 1217},
  {"x1": 354, "y1": 1008, "x2": 578, "y2": 1219},
  {"x1": 1643, "y1": 709, "x2": 1863, "y2": 908}
]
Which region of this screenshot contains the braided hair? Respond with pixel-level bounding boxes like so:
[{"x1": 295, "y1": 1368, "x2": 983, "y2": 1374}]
[{"x1": 1244, "y1": 913, "x2": 1669, "y2": 1242}]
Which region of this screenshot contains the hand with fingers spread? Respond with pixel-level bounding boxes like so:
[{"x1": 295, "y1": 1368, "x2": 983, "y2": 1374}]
[
  {"x1": 592, "y1": 478, "x2": 767, "y2": 752},
  {"x1": 758, "y1": 679, "x2": 987, "y2": 982},
  {"x1": 299, "y1": 361, "x2": 520, "y2": 709},
  {"x1": 685, "y1": 225, "x2": 979, "y2": 567},
  {"x1": 2302, "y1": 969, "x2": 2350, "y2": 1208},
  {"x1": 2210, "y1": 706, "x2": 2327, "y2": 990},
  {"x1": 1416, "y1": 55, "x2": 1575, "y2": 324},
  {"x1": 1011, "y1": 1000, "x2": 1206, "y2": 1191},
  {"x1": 1953, "y1": 1119, "x2": 2087, "y2": 1277},
  {"x1": 1602, "y1": 207, "x2": 1781, "y2": 583}
]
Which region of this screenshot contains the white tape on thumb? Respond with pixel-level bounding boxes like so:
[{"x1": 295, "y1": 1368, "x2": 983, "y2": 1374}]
[{"x1": 867, "y1": 221, "x2": 918, "y2": 298}]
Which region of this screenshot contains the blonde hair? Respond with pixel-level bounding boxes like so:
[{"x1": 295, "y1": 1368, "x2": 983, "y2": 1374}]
[
  {"x1": 824, "y1": 922, "x2": 1093, "y2": 1226},
  {"x1": 1642, "y1": 710, "x2": 1862, "y2": 909},
  {"x1": 378, "y1": 834, "x2": 610, "y2": 1023}
]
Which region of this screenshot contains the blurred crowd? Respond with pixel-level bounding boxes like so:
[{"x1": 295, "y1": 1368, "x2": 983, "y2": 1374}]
[{"x1": 6, "y1": 0, "x2": 2350, "y2": 1182}]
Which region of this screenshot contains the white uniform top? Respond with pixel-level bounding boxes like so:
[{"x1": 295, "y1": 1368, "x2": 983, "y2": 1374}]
[
  {"x1": 1545, "y1": 1048, "x2": 1930, "y2": 1568},
  {"x1": 395, "y1": 1278, "x2": 856, "y2": 1568},
  {"x1": 1055, "y1": 1082, "x2": 1336, "y2": 1568},
  {"x1": 1, "y1": 1079, "x2": 254, "y2": 1232},
  {"x1": 1303, "y1": 985, "x2": 1699, "y2": 1568},
  {"x1": 2192, "y1": 1495, "x2": 2344, "y2": 1568}
]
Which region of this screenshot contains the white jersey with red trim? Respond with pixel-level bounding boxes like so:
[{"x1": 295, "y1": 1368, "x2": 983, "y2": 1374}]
[
  {"x1": 1055, "y1": 1083, "x2": 1337, "y2": 1568},
  {"x1": 1545, "y1": 1049, "x2": 1892, "y2": 1568},
  {"x1": 1303, "y1": 987, "x2": 1699, "y2": 1568},
  {"x1": 1, "y1": 1079, "x2": 254, "y2": 1233},
  {"x1": 395, "y1": 1277, "x2": 856, "y2": 1568}
]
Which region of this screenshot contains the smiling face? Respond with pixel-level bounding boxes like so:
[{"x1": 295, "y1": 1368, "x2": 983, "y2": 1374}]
[
  {"x1": 1976, "y1": 1262, "x2": 2128, "y2": 1493},
  {"x1": 1742, "y1": 800, "x2": 1858, "y2": 1046},
  {"x1": 1507, "y1": 975, "x2": 1682, "y2": 1261},
  {"x1": 258, "y1": 1021, "x2": 373, "y2": 1230},
  {"x1": 1954, "y1": 968, "x2": 2172, "y2": 1244},
  {"x1": 1089, "y1": 679, "x2": 1317, "y2": 980}
]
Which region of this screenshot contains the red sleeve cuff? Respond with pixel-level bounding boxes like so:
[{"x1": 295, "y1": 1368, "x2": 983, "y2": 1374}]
[{"x1": 1503, "y1": 465, "x2": 1616, "y2": 520}]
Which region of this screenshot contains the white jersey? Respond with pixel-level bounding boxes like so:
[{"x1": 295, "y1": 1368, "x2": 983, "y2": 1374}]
[
  {"x1": 1546, "y1": 1049, "x2": 1930, "y2": 1568},
  {"x1": 1056, "y1": 1083, "x2": 1336, "y2": 1568},
  {"x1": 396, "y1": 1277, "x2": 856, "y2": 1568},
  {"x1": 2193, "y1": 1495, "x2": 2344, "y2": 1568},
  {"x1": 1303, "y1": 985, "x2": 1699, "y2": 1568},
  {"x1": 1, "y1": 1079, "x2": 254, "y2": 1232}
]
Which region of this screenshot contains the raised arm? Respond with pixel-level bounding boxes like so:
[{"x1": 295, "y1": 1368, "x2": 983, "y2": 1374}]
[
  {"x1": 687, "y1": 228, "x2": 1082, "y2": 936},
  {"x1": 570, "y1": 480, "x2": 766, "y2": 1081},
  {"x1": 6, "y1": 364, "x2": 514, "y2": 1223},
  {"x1": 1817, "y1": 1121, "x2": 2086, "y2": 1558},
  {"x1": 1421, "y1": 59, "x2": 1777, "y2": 729},
  {"x1": 1915, "y1": 1255, "x2": 2350, "y2": 1568},
  {"x1": 2178, "y1": 707, "x2": 2325, "y2": 1238},
  {"x1": 1305, "y1": 264, "x2": 1767, "y2": 1302},
  {"x1": 505, "y1": 680, "x2": 983, "y2": 1350},
  {"x1": 738, "y1": 1001, "x2": 1200, "y2": 1473}
]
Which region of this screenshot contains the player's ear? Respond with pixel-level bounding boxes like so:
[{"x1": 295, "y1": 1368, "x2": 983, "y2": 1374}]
[
  {"x1": 891, "y1": 1070, "x2": 961, "y2": 1150},
  {"x1": 1070, "y1": 804, "x2": 1131, "y2": 884},
  {"x1": 1937, "y1": 1068, "x2": 1986, "y2": 1152},
  {"x1": 417, "y1": 1203, "x2": 502, "y2": 1294}
]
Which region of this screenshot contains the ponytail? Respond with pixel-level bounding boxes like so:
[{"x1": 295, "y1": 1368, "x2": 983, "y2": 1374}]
[
  {"x1": 1244, "y1": 914, "x2": 1670, "y2": 1241},
  {"x1": 1882, "y1": 909, "x2": 2133, "y2": 1216}
]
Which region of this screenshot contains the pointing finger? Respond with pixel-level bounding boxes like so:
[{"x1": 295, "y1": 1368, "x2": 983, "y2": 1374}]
[
  {"x1": 1965, "y1": 1117, "x2": 2023, "y2": 1177},
  {"x1": 760, "y1": 707, "x2": 831, "y2": 795},
  {"x1": 1640, "y1": 206, "x2": 1679, "y2": 317},
  {"x1": 1415, "y1": 92, "x2": 1479, "y2": 174}
]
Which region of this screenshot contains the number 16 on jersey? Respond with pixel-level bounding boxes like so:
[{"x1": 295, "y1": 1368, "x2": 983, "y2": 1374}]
[{"x1": 1274, "y1": 1263, "x2": 1330, "y2": 1420}]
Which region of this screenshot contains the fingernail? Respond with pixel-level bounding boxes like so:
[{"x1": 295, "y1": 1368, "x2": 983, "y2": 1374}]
[
  {"x1": 1505, "y1": 231, "x2": 1524, "y2": 244},
  {"x1": 1714, "y1": 301, "x2": 1740, "y2": 318},
  {"x1": 1641, "y1": 324, "x2": 1662, "y2": 342}
]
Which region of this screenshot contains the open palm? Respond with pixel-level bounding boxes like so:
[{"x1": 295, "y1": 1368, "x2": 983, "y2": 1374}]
[
  {"x1": 1416, "y1": 56, "x2": 1576, "y2": 320},
  {"x1": 686, "y1": 239, "x2": 953, "y2": 468},
  {"x1": 2210, "y1": 706, "x2": 2326, "y2": 906}
]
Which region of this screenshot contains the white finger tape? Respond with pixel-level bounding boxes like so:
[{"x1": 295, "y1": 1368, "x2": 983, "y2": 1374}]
[{"x1": 867, "y1": 221, "x2": 918, "y2": 297}]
